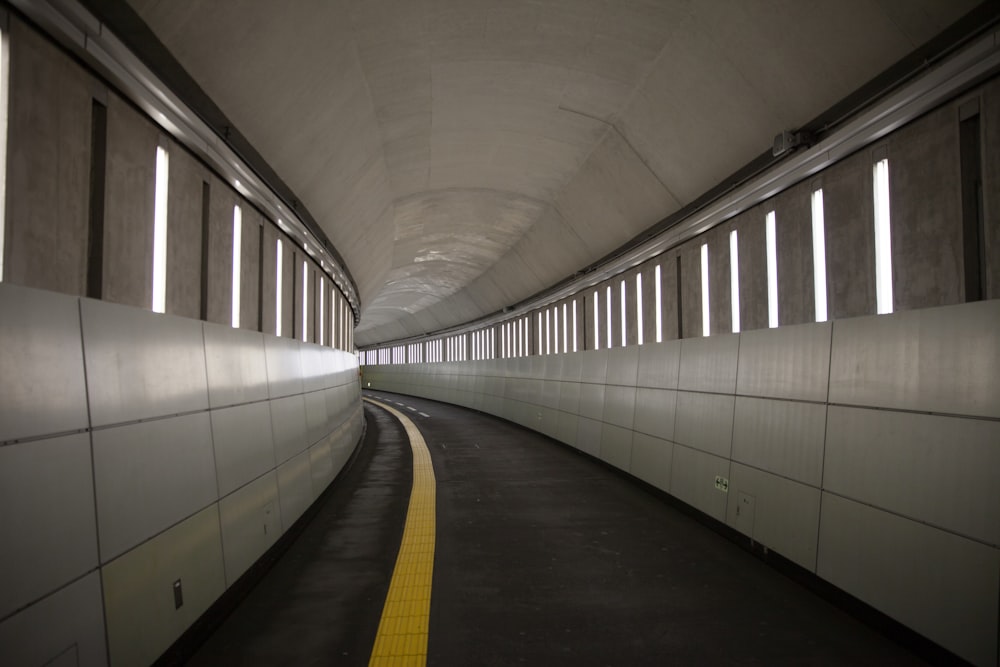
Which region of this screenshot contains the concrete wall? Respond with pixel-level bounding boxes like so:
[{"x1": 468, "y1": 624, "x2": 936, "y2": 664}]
[
  {"x1": 363, "y1": 298, "x2": 1000, "y2": 667},
  {"x1": 0, "y1": 282, "x2": 363, "y2": 667}
]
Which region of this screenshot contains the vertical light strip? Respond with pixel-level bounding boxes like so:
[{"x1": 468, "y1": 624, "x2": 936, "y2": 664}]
[
  {"x1": 655, "y1": 264, "x2": 662, "y2": 343},
  {"x1": 545, "y1": 309, "x2": 551, "y2": 355},
  {"x1": 562, "y1": 303, "x2": 568, "y2": 353},
  {"x1": 301, "y1": 261, "x2": 309, "y2": 341},
  {"x1": 811, "y1": 189, "x2": 828, "y2": 323},
  {"x1": 701, "y1": 243, "x2": 710, "y2": 337},
  {"x1": 765, "y1": 211, "x2": 778, "y2": 328},
  {"x1": 231, "y1": 205, "x2": 242, "y2": 328},
  {"x1": 319, "y1": 278, "x2": 325, "y2": 344},
  {"x1": 572, "y1": 300, "x2": 578, "y2": 352},
  {"x1": 0, "y1": 26, "x2": 9, "y2": 282},
  {"x1": 276, "y1": 239, "x2": 283, "y2": 336},
  {"x1": 636, "y1": 274, "x2": 644, "y2": 346},
  {"x1": 538, "y1": 315, "x2": 542, "y2": 354},
  {"x1": 151, "y1": 145, "x2": 170, "y2": 313},
  {"x1": 593, "y1": 291, "x2": 600, "y2": 350},
  {"x1": 730, "y1": 230, "x2": 740, "y2": 333},
  {"x1": 606, "y1": 285, "x2": 612, "y2": 348},
  {"x1": 620, "y1": 280, "x2": 626, "y2": 347},
  {"x1": 873, "y1": 159, "x2": 894, "y2": 314},
  {"x1": 553, "y1": 307, "x2": 559, "y2": 354}
]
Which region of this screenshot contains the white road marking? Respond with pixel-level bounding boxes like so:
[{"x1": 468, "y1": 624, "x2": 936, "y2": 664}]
[
  {"x1": 407, "y1": 406, "x2": 417, "y2": 412},
  {"x1": 418, "y1": 412, "x2": 430, "y2": 418}
]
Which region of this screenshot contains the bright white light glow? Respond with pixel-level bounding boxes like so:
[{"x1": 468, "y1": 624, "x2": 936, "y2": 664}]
[
  {"x1": 552, "y1": 308, "x2": 558, "y2": 354},
  {"x1": 546, "y1": 309, "x2": 551, "y2": 355},
  {"x1": 730, "y1": 230, "x2": 740, "y2": 333},
  {"x1": 302, "y1": 261, "x2": 308, "y2": 341},
  {"x1": 765, "y1": 211, "x2": 778, "y2": 328},
  {"x1": 0, "y1": 28, "x2": 9, "y2": 283},
  {"x1": 276, "y1": 239, "x2": 283, "y2": 336},
  {"x1": 572, "y1": 300, "x2": 578, "y2": 352},
  {"x1": 654, "y1": 265, "x2": 662, "y2": 343},
  {"x1": 811, "y1": 189, "x2": 828, "y2": 323},
  {"x1": 701, "y1": 243, "x2": 710, "y2": 337},
  {"x1": 538, "y1": 315, "x2": 543, "y2": 353},
  {"x1": 319, "y1": 278, "x2": 325, "y2": 344},
  {"x1": 152, "y1": 145, "x2": 169, "y2": 313},
  {"x1": 563, "y1": 303, "x2": 568, "y2": 353},
  {"x1": 593, "y1": 291, "x2": 600, "y2": 350},
  {"x1": 873, "y1": 159, "x2": 894, "y2": 314},
  {"x1": 636, "y1": 274, "x2": 644, "y2": 346},
  {"x1": 231, "y1": 206, "x2": 242, "y2": 328},
  {"x1": 620, "y1": 280, "x2": 627, "y2": 347},
  {"x1": 606, "y1": 286, "x2": 612, "y2": 348}
]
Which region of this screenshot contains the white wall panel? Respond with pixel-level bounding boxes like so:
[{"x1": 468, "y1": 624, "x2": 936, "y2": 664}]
[
  {"x1": 824, "y1": 406, "x2": 1000, "y2": 546},
  {"x1": 203, "y1": 323, "x2": 269, "y2": 408},
  {"x1": 726, "y1": 463, "x2": 821, "y2": 570},
  {"x1": 602, "y1": 385, "x2": 636, "y2": 429},
  {"x1": 678, "y1": 333, "x2": 739, "y2": 393},
  {"x1": 669, "y1": 444, "x2": 729, "y2": 522},
  {"x1": 0, "y1": 434, "x2": 97, "y2": 620},
  {"x1": 310, "y1": 438, "x2": 335, "y2": 493},
  {"x1": 673, "y1": 391, "x2": 735, "y2": 458},
  {"x1": 539, "y1": 380, "x2": 561, "y2": 409},
  {"x1": 736, "y1": 322, "x2": 831, "y2": 402},
  {"x1": 304, "y1": 390, "x2": 331, "y2": 447},
  {"x1": 0, "y1": 571, "x2": 107, "y2": 667},
  {"x1": 102, "y1": 505, "x2": 226, "y2": 667},
  {"x1": 300, "y1": 345, "x2": 333, "y2": 392},
  {"x1": 219, "y1": 471, "x2": 280, "y2": 586},
  {"x1": 270, "y1": 394, "x2": 308, "y2": 464},
  {"x1": 633, "y1": 388, "x2": 677, "y2": 441},
  {"x1": 211, "y1": 402, "x2": 276, "y2": 497},
  {"x1": 636, "y1": 340, "x2": 681, "y2": 389},
  {"x1": 580, "y1": 349, "x2": 608, "y2": 384},
  {"x1": 81, "y1": 298, "x2": 209, "y2": 426},
  {"x1": 556, "y1": 411, "x2": 578, "y2": 446},
  {"x1": 605, "y1": 345, "x2": 639, "y2": 387},
  {"x1": 629, "y1": 433, "x2": 673, "y2": 492},
  {"x1": 263, "y1": 335, "x2": 304, "y2": 398},
  {"x1": 599, "y1": 423, "x2": 633, "y2": 471},
  {"x1": 0, "y1": 284, "x2": 89, "y2": 442},
  {"x1": 731, "y1": 397, "x2": 826, "y2": 486},
  {"x1": 560, "y1": 351, "x2": 584, "y2": 382},
  {"x1": 817, "y1": 493, "x2": 999, "y2": 667},
  {"x1": 577, "y1": 383, "x2": 605, "y2": 421},
  {"x1": 277, "y1": 449, "x2": 314, "y2": 528},
  {"x1": 829, "y1": 301, "x2": 1000, "y2": 418},
  {"x1": 575, "y1": 417, "x2": 602, "y2": 457},
  {"x1": 557, "y1": 381, "x2": 580, "y2": 413},
  {"x1": 94, "y1": 413, "x2": 217, "y2": 561}
]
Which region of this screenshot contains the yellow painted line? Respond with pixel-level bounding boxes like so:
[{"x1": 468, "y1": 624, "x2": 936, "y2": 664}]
[{"x1": 364, "y1": 398, "x2": 437, "y2": 667}]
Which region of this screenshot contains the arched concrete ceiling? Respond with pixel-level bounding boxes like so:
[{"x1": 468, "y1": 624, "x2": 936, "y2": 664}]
[{"x1": 127, "y1": 0, "x2": 976, "y2": 346}]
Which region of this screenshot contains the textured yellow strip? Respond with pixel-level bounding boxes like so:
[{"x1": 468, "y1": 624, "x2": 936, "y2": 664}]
[{"x1": 365, "y1": 398, "x2": 436, "y2": 667}]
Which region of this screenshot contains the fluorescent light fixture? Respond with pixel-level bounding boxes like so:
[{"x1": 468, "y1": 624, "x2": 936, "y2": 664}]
[
  {"x1": 546, "y1": 308, "x2": 551, "y2": 355},
  {"x1": 573, "y1": 300, "x2": 578, "y2": 352},
  {"x1": 606, "y1": 285, "x2": 612, "y2": 348},
  {"x1": 231, "y1": 205, "x2": 242, "y2": 328},
  {"x1": 302, "y1": 260, "x2": 308, "y2": 341},
  {"x1": 765, "y1": 211, "x2": 778, "y2": 328},
  {"x1": 730, "y1": 230, "x2": 740, "y2": 333},
  {"x1": 593, "y1": 291, "x2": 600, "y2": 350},
  {"x1": 636, "y1": 273, "x2": 644, "y2": 346},
  {"x1": 701, "y1": 244, "x2": 710, "y2": 336},
  {"x1": 811, "y1": 189, "x2": 828, "y2": 322},
  {"x1": 538, "y1": 314, "x2": 543, "y2": 353},
  {"x1": 319, "y1": 277, "x2": 325, "y2": 344},
  {"x1": 873, "y1": 159, "x2": 894, "y2": 314},
  {"x1": 654, "y1": 264, "x2": 662, "y2": 343},
  {"x1": 151, "y1": 145, "x2": 169, "y2": 313},
  {"x1": 563, "y1": 303, "x2": 568, "y2": 353},
  {"x1": 276, "y1": 239, "x2": 283, "y2": 336},
  {"x1": 0, "y1": 27, "x2": 8, "y2": 283},
  {"x1": 553, "y1": 307, "x2": 559, "y2": 354},
  {"x1": 620, "y1": 280, "x2": 627, "y2": 347}
]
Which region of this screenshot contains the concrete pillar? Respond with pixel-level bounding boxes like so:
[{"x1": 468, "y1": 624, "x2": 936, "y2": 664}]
[
  {"x1": 983, "y1": 79, "x2": 1000, "y2": 299},
  {"x1": 773, "y1": 184, "x2": 815, "y2": 327},
  {"x1": 735, "y1": 206, "x2": 769, "y2": 332},
  {"x1": 165, "y1": 142, "x2": 211, "y2": 320},
  {"x1": 238, "y1": 207, "x2": 262, "y2": 331},
  {"x1": 205, "y1": 179, "x2": 238, "y2": 326}
]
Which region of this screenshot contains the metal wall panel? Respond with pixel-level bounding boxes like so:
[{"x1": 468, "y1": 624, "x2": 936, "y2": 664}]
[
  {"x1": 211, "y1": 402, "x2": 276, "y2": 498},
  {"x1": 304, "y1": 390, "x2": 331, "y2": 447},
  {"x1": 599, "y1": 423, "x2": 633, "y2": 471},
  {"x1": 218, "y1": 471, "x2": 280, "y2": 586},
  {"x1": 602, "y1": 385, "x2": 636, "y2": 429},
  {"x1": 731, "y1": 397, "x2": 826, "y2": 486},
  {"x1": 726, "y1": 463, "x2": 821, "y2": 571},
  {"x1": 736, "y1": 322, "x2": 831, "y2": 402},
  {"x1": 677, "y1": 333, "x2": 739, "y2": 393},
  {"x1": 270, "y1": 395, "x2": 308, "y2": 465},
  {"x1": 575, "y1": 417, "x2": 602, "y2": 457},
  {"x1": 633, "y1": 388, "x2": 677, "y2": 442},
  {"x1": 539, "y1": 380, "x2": 561, "y2": 409},
  {"x1": 673, "y1": 391, "x2": 735, "y2": 458},
  {"x1": 263, "y1": 335, "x2": 304, "y2": 399},
  {"x1": 309, "y1": 439, "x2": 335, "y2": 493},
  {"x1": 102, "y1": 505, "x2": 226, "y2": 667},
  {"x1": 0, "y1": 284, "x2": 89, "y2": 442},
  {"x1": 636, "y1": 340, "x2": 681, "y2": 389},
  {"x1": 817, "y1": 493, "x2": 999, "y2": 667},
  {"x1": 81, "y1": 298, "x2": 209, "y2": 426},
  {"x1": 669, "y1": 444, "x2": 729, "y2": 522},
  {"x1": 93, "y1": 413, "x2": 217, "y2": 561},
  {"x1": 203, "y1": 323, "x2": 269, "y2": 408},
  {"x1": 605, "y1": 345, "x2": 639, "y2": 387},
  {"x1": 579, "y1": 349, "x2": 608, "y2": 384},
  {"x1": 0, "y1": 434, "x2": 98, "y2": 620},
  {"x1": 577, "y1": 383, "x2": 605, "y2": 421},
  {"x1": 277, "y1": 449, "x2": 314, "y2": 528},
  {"x1": 556, "y1": 411, "x2": 578, "y2": 446},
  {"x1": 557, "y1": 381, "x2": 581, "y2": 413},
  {"x1": 560, "y1": 351, "x2": 584, "y2": 382},
  {"x1": 0, "y1": 571, "x2": 107, "y2": 667},
  {"x1": 538, "y1": 407, "x2": 560, "y2": 439},
  {"x1": 300, "y1": 345, "x2": 331, "y2": 393},
  {"x1": 824, "y1": 406, "x2": 1000, "y2": 546},
  {"x1": 629, "y1": 433, "x2": 673, "y2": 492},
  {"x1": 828, "y1": 300, "x2": 1000, "y2": 418}
]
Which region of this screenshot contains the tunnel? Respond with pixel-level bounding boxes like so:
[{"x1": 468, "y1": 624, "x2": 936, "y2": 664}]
[{"x1": 0, "y1": 1, "x2": 998, "y2": 665}]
